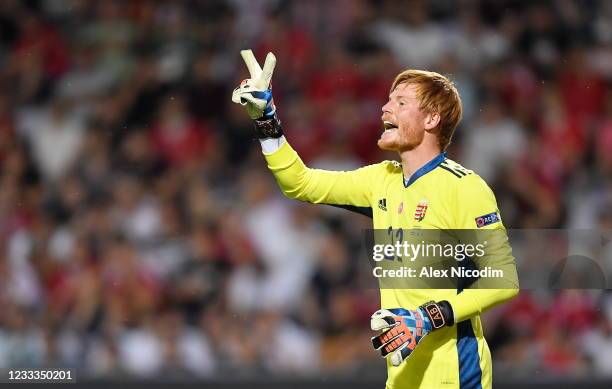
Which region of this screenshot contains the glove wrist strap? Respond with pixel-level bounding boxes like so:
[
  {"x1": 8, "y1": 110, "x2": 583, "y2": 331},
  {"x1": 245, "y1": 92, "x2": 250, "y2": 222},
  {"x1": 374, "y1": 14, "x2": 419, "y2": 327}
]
[
  {"x1": 421, "y1": 300, "x2": 454, "y2": 329},
  {"x1": 254, "y1": 112, "x2": 283, "y2": 139}
]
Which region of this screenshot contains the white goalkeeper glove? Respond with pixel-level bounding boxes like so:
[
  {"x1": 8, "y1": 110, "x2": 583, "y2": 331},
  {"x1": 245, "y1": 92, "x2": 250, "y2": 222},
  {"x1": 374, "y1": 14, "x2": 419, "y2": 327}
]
[
  {"x1": 232, "y1": 49, "x2": 278, "y2": 117},
  {"x1": 232, "y1": 50, "x2": 282, "y2": 138}
]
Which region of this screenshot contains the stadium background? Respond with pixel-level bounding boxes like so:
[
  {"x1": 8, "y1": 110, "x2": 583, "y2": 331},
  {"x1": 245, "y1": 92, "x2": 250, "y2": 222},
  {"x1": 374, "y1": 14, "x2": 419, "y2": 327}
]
[{"x1": 0, "y1": 0, "x2": 611, "y2": 387}]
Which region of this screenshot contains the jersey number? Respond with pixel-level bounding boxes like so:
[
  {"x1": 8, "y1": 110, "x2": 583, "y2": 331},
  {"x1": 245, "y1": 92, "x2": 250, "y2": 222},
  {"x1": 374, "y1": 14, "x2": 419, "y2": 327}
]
[{"x1": 385, "y1": 226, "x2": 404, "y2": 262}]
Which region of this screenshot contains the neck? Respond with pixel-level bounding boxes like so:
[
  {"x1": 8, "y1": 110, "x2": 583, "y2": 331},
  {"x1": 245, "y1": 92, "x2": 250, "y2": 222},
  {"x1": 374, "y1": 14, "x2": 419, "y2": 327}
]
[{"x1": 398, "y1": 144, "x2": 442, "y2": 180}]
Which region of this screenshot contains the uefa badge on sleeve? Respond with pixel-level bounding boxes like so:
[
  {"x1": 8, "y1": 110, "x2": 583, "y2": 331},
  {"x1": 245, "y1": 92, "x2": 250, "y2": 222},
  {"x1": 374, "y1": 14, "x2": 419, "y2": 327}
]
[
  {"x1": 475, "y1": 211, "x2": 500, "y2": 228},
  {"x1": 414, "y1": 199, "x2": 428, "y2": 221}
]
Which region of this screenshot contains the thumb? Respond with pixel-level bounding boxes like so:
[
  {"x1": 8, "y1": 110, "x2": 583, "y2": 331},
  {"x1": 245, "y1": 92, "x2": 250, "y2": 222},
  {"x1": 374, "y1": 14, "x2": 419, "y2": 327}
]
[
  {"x1": 371, "y1": 309, "x2": 398, "y2": 331},
  {"x1": 239, "y1": 92, "x2": 261, "y2": 106}
]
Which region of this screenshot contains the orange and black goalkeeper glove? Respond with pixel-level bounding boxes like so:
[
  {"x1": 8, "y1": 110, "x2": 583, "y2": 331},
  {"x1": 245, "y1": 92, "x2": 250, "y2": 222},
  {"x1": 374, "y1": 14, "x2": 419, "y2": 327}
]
[{"x1": 371, "y1": 301, "x2": 454, "y2": 366}]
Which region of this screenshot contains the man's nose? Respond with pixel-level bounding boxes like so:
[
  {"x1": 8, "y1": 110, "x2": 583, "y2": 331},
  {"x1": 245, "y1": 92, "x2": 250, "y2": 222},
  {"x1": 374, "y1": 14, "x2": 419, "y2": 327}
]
[{"x1": 382, "y1": 101, "x2": 392, "y2": 114}]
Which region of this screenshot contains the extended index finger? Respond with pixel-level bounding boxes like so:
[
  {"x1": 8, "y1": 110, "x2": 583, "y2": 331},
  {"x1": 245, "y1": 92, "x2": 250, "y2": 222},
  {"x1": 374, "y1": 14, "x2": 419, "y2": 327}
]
[
  {"x1": 261, "y1": 52, "x2": 276, "y2": 86},
  {"x1": 240, "y1": 50, "x2": 262, "y2": 78}
]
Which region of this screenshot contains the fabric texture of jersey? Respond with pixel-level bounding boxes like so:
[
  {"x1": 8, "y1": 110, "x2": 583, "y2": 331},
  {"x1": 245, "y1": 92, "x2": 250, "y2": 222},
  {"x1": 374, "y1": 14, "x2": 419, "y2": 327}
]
[{"x1": 264, "y1": 141, "x2": 519, "y2": 389}]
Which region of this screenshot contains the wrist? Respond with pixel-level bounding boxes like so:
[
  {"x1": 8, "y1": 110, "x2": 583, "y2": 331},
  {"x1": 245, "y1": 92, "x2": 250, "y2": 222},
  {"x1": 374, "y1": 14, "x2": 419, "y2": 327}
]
[
  {"x1": 254, "y1": 112, "x2": 283, "y2": 139},
  {"x1": 420, "y1": 300, "x2": 454, "y2": 329},
  {"x1": 260, "y1": 136, "x2": 286, "y2": 154}
]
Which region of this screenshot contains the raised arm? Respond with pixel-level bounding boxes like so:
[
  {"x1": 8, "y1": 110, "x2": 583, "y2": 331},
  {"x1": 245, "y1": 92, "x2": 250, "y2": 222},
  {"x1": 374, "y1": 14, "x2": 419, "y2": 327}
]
[
  {"x1": 264, "y1": 139, "x2": 381, "y2": 210},
  {"x1": 231, "y1": 49, "x2": 380, "y2": 212}
]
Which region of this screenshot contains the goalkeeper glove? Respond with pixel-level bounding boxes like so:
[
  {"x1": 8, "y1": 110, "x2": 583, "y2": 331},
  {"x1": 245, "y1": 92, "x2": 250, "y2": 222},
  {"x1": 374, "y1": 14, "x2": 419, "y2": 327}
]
[
  {"x1": 232, "y1": 49, "x2": 283, "y2": 139},
  {"x1": 371, "y1": 301, "x2": 454, "y2": 366}
]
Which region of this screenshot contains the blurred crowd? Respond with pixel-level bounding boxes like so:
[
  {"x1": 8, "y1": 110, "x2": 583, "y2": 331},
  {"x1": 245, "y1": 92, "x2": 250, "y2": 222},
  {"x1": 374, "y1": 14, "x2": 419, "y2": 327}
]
[{"x1": 0, "y1": 0, "x2": 611, "y2": 380}]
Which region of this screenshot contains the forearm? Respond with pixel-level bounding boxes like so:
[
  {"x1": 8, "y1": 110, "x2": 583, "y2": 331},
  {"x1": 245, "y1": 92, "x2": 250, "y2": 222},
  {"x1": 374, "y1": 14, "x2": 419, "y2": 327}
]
[
  {"x1": 263, "y1": 139, "x2": 314, "y2": 201},
  {"x1": 446, "y1": 228, "x2": 520, "y2": 322},
  {"x1": 446, "y1": 288, "x2": 519, "y2": 323}
]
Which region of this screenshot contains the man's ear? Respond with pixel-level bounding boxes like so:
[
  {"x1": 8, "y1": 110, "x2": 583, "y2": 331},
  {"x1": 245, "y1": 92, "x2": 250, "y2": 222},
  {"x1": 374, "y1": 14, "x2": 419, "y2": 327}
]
[{"x1": 424, "y1": 112, "x2": 441, "y2": 132}]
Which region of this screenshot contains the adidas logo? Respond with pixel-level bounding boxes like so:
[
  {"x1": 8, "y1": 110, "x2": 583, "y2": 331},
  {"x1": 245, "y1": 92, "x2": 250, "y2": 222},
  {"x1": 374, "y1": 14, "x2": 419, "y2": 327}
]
[{"x1": 378, "y1": 198, "x2": 387, "y2": 211}]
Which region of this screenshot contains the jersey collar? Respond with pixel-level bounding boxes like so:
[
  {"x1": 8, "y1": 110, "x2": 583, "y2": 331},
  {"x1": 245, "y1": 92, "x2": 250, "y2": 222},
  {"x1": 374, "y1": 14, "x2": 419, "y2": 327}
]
[{"x1": 403, "y1": 152, "x2": 447, "y2": 188}]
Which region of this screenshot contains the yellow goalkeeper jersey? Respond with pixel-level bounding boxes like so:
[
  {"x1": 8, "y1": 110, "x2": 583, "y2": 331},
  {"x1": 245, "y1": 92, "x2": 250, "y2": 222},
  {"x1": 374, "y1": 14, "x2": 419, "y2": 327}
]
[{"x1": 263, "y1": 141, "x2": 518, "y2": 389}]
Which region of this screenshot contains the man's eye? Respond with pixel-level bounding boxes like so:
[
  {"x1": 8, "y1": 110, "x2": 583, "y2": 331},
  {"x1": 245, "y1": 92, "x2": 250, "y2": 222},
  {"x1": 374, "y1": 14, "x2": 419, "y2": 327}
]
[{"x1": 399, "y1": 102, "x2": 405, "y2": 106}]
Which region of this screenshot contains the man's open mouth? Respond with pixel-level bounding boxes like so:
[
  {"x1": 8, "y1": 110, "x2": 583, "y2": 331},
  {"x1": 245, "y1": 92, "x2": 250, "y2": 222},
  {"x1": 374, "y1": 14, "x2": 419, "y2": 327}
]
[{"x1": 383, "y1": 121, "x2": 398, "y2": 132}]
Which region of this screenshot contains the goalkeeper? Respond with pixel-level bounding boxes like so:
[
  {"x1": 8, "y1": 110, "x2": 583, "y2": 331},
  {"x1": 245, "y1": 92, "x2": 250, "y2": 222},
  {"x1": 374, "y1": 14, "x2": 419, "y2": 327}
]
[{"x1": 232, "y1": 50, "x2": 519, "y2": 389}]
